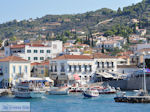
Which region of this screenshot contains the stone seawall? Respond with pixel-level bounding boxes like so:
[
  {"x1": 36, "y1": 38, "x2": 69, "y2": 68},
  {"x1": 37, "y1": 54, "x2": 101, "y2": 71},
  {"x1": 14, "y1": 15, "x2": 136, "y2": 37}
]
[{"x1": 105, "y1": 77, "x2": 150, "y2": 90}]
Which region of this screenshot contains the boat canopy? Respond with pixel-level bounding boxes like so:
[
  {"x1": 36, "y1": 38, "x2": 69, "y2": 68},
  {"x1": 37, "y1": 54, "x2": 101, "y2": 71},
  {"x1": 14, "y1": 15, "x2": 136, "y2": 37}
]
[{"x1": 19, "y1": 77, "x2": 54, "y2": 83}]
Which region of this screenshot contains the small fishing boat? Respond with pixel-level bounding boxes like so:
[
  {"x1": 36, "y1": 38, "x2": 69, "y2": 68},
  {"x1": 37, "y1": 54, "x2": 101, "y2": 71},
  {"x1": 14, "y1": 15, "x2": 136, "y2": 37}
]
[
  {"x1": 48, "y1": 87, "x2": 69, "y2": 95},
  {"x1": 83, "y1": 88, "x2": 99, "y2": 98},
  {"x1": 99, "y1": 85, "x2": 116, "y2": 94}
]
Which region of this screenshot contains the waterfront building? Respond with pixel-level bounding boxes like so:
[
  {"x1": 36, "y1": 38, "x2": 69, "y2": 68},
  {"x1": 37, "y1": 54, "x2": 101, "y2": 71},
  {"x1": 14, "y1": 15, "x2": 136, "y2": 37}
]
[
  {"x1": 4, "y1": 40, "x2": 62, "y2": 62},
  {"x1": 49, "y1": 53, "x2": 117, "y2": 85},
  {"x1": 0, "y1": 56, "x2": 31, "y2": 87},
  {"x1": 31, "y1": 60, "x2": 49, "y2": 78}
]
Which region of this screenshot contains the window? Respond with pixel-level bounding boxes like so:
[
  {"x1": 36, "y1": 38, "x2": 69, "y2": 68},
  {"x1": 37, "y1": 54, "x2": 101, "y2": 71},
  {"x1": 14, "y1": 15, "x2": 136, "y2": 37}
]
[
  {"x1": 74, "y1": 65, "x2": 76, "y2": 72},
  {"x1": 41, "y1": 70, "x2": 44, "y2": 74},
  {"x1": 84, "y1": 65, "x2": 87, "y2": 72},
  {"x1": 47, "y1": 50, "x2": 51, "y2": 53},
  {"x1": 89, "y1": 65, "x2": 92, "y2": 72},
  {"x1": 28, "y1": 57, "x2": 30, "y2": 60},
  {"x1": 40, "y1": 50, "x2": 44, "y2": 53},
  {"x1": 50, "y1": 66, "x2": 53, "y2": 72},
  {"x1": 102, "y1": 62, "x2": 104, "y2": 68},
  {"x1": 69, "y1": 65, "x2": 72, "y2": 72},
  {"x1": 34, "y1": 50, "x2": 38, "y2": 53},
  {"x1": 5, "y1": 67, "x2": 7, "y2": 73},
  {"x1": 19, "y1": 66, "x2": 22, "y2": 74},
  {"x1": 40, "y1": 57, "x2": 44, "y2": 60},
  {"x1": 34, "y1": 57, "x2": 38, "y2": 60},
  {"x1": 79, "y1": 65, "x2": 81, "y2": 72},
  {"x1": 27, "y1": 50, "x2": 31, "y2": 53},
  {"x1": 112, "y1": 62, "x2": 114, "y2": 68},
  {"x1": 13, "y1": 66, "x2": 15, "y2": 73},
  {"x1": 107, "y1": 62, "x2": 109, "y2": 68},
  {"x1": 61, "y1": 64, "x2": 65, "y2": 72},
  {"x1": 25, "y1": 66, "x2": 27, "y2": 73},
  {"x1": 97, "y1": 62, "x2": 100, "y2": 68},
  {"x1": 54, "y1": 65, "x2": 57, "y2": 72}
]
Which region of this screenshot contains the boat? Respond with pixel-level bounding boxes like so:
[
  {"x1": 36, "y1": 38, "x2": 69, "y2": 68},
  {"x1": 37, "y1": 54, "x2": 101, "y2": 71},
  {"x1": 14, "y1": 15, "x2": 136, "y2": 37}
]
[
  {"x1": 99, "y1": 85, "x2": 116, "y2": 94},
  {"x1": 48, "y1": 87, "x2": 69, "y2": 95},
  {"x1": 69, "y1": 87, "x2": 86, "y2": 93},
  {"x1": 14, "y1": 82, "x2": 45, "y2": 98},
  {"x1": 114, "y1": 61, "x2": 150, "y2": 103},
  {"x1": 83, "y1": 88, "x2": 99, "y2": 98}
]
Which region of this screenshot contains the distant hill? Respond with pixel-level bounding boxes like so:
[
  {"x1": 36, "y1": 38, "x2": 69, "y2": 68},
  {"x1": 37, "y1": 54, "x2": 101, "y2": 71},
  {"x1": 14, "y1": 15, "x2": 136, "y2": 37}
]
[{"x1": 0, "y1": 0, "x2": 150, "y2": 40}]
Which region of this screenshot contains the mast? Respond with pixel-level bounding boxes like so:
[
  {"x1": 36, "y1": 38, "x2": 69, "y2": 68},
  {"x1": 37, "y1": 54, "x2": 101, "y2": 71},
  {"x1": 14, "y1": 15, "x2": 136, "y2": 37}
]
[{"x1": 143, "y1": 60, "x2": 147, "y2": 93}]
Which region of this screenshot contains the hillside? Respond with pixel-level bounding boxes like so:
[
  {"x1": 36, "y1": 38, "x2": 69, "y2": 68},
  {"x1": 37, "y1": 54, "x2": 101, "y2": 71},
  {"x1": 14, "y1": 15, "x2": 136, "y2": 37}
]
[{"x1": 0, "y1": 0, "x2": 150, "y2": 40}]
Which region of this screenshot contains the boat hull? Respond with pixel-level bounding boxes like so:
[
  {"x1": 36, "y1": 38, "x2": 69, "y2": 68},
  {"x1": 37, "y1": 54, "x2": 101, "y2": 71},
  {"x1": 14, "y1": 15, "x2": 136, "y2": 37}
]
[
  {"x1": 48, "y1": 90, "x2": 69, "y2": 95},
  {"x1": 15, "y1": 91, "x2": 44, "y2": 98},
  {"x1": 83, "y1": 93, "x2": 99, "y2": 98}
]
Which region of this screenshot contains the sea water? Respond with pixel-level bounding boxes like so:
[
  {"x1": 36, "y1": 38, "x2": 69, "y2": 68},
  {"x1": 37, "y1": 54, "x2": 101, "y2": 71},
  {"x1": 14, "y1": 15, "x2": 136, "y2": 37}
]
[{"x1": 0, "y1": 92, "x2": 150, "y2": 112}]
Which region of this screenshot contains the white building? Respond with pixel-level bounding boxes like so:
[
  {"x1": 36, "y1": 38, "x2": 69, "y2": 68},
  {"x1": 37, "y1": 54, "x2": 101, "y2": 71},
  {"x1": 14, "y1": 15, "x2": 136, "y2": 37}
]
[
  {"x1": 5, "y1": 40, "x2": 62, "y2": 62},
  {"x1": 96, "y1": 41, "x2": 122, "y2": 50},
  {"x1": 49, "y1": 53, "x2": 117, "y2": 85},
  {"x1": 0, "y1": 56, "x2": 31, "y2": 87}
]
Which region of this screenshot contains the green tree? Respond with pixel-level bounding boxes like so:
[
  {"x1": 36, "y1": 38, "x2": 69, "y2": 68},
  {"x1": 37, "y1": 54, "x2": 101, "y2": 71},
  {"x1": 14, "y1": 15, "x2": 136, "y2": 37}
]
[{"x1": 117, "y1": 7, "x2": 122, "y2": 15}]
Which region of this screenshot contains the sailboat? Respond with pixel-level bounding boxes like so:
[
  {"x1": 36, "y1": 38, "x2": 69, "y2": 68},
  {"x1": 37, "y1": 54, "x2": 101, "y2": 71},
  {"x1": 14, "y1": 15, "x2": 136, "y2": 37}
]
[{"x1": 114, "y1": 61, "x2": 150, "y2": 103}]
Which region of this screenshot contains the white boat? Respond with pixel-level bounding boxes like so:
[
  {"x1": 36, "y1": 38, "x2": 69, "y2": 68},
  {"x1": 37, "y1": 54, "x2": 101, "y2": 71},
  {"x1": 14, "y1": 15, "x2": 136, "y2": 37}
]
[
  {"x1": 99, "y1": 85, "x2": 116, "y2": 94},
  {"x1": 14, "y1": 83, "x2": 45, "y2": 98},
  {"x1": 48, "y1": 87, "x2": 69, "y2": 95},
  {"x1": 83, "y1": 88, "x2": 99, "y2": 97}
]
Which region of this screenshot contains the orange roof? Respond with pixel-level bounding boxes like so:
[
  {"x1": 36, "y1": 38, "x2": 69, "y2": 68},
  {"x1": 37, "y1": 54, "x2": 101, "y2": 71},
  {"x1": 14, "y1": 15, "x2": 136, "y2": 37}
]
[
  {"x1": 10, "y1": 44, "x2": 25, "y2": 49},
  {"x1": 31, "y1": 60, "x2": 49, "y2": 66},
  {"x1": 0, "y1": 56, "x2": 29, "y2": 62},
  {"x1": 54, "y1": 55, "x2": 92, "y2": 60},
  {"x1": 118, "y1": 51, "x2": 133, "y2": 56},
  {"x1": 117, "y1": 55, "x2": 130, "y2": 59}
]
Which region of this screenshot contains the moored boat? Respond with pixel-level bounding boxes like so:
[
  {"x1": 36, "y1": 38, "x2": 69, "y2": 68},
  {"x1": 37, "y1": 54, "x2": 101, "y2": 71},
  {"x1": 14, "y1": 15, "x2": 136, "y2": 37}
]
[
  {"x1": 14, "y1": 84, "x2": 45, "y2": 98},
  {"x1": 99, "y1": 85, "x2": 116, "y2": 94},
  {"x1": 83, "y1": 88, "x2": 99, "y2": 98}
]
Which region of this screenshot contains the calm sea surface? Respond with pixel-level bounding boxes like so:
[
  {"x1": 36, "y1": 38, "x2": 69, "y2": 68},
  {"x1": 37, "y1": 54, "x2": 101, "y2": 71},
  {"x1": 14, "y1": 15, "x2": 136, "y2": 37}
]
[{"x1": 0, "y1": 92, "x2": 150, "y2": 112}]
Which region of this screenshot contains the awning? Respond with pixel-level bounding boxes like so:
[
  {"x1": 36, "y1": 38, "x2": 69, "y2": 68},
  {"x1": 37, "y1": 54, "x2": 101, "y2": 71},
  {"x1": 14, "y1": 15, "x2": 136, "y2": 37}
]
[
  {"x1": 96, "y1": 72, "x2": 114, "y2": 78},
  {"x1": 73, "y1": 74, "x2": 80, "y2": 80}
]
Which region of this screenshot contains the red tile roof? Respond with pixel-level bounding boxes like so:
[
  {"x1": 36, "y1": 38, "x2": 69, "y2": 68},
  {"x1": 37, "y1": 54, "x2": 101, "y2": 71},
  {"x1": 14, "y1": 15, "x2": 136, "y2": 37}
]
[
  {"x1": 0, "y1": 56, "x2": 29, "y2": 62},
  {"x1": 31, "y1": 60, "x2": 49, "y2": 66},
  {"x1": 10, "y1": 44, "x2": 25, "y2": 49}
]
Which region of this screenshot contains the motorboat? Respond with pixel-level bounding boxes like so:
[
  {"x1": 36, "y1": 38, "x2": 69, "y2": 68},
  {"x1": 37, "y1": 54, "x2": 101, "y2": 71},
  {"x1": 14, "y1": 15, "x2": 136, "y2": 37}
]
[
  {"x1": 99, "y1": 85, "x2": 116, "y2": 94},
  {"x1": 83, "y1": 88, "x2": 99, "y2": 98},
  {"x1": 69, "y1": 87, "x2": 86, "y2": 93}
]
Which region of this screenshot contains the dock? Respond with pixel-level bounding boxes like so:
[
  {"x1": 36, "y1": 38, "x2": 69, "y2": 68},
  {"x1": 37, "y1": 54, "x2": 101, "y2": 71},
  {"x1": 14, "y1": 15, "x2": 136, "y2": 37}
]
[{"x1": 114, "y1": 96, "x2": 150, "y2": 103}]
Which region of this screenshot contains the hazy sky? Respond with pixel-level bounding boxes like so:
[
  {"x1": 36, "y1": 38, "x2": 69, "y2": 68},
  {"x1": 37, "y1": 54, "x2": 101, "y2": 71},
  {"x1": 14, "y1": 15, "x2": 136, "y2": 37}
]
[{"x1": 0, "y1": 0, "x2": 142, "y2": 23}]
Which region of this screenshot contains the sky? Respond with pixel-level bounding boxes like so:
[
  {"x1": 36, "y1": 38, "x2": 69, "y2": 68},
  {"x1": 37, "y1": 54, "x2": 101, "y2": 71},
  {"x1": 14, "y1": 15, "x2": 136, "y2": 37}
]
[{"x1": 0, "y1": 0, "x2": 142, "y2": 24}]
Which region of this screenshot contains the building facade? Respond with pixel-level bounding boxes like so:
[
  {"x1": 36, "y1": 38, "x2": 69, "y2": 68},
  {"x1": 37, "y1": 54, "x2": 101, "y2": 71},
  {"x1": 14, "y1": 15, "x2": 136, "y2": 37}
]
[
  {"x1": 49, "y1": 53, "x2": 117, "y2": 85},
  {"x1": 5, "y1": 40, "x2": 62, "y2": 62},
  {"x1": 0, "y1": 56, "x2": 31, "y2": 87}
]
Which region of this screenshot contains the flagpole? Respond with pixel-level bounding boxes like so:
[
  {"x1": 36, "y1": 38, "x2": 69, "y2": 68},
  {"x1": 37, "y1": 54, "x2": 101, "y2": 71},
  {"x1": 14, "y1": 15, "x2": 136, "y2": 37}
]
[{"x1": 144, "y1": 59, "x2": 147, "y2": 93}]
